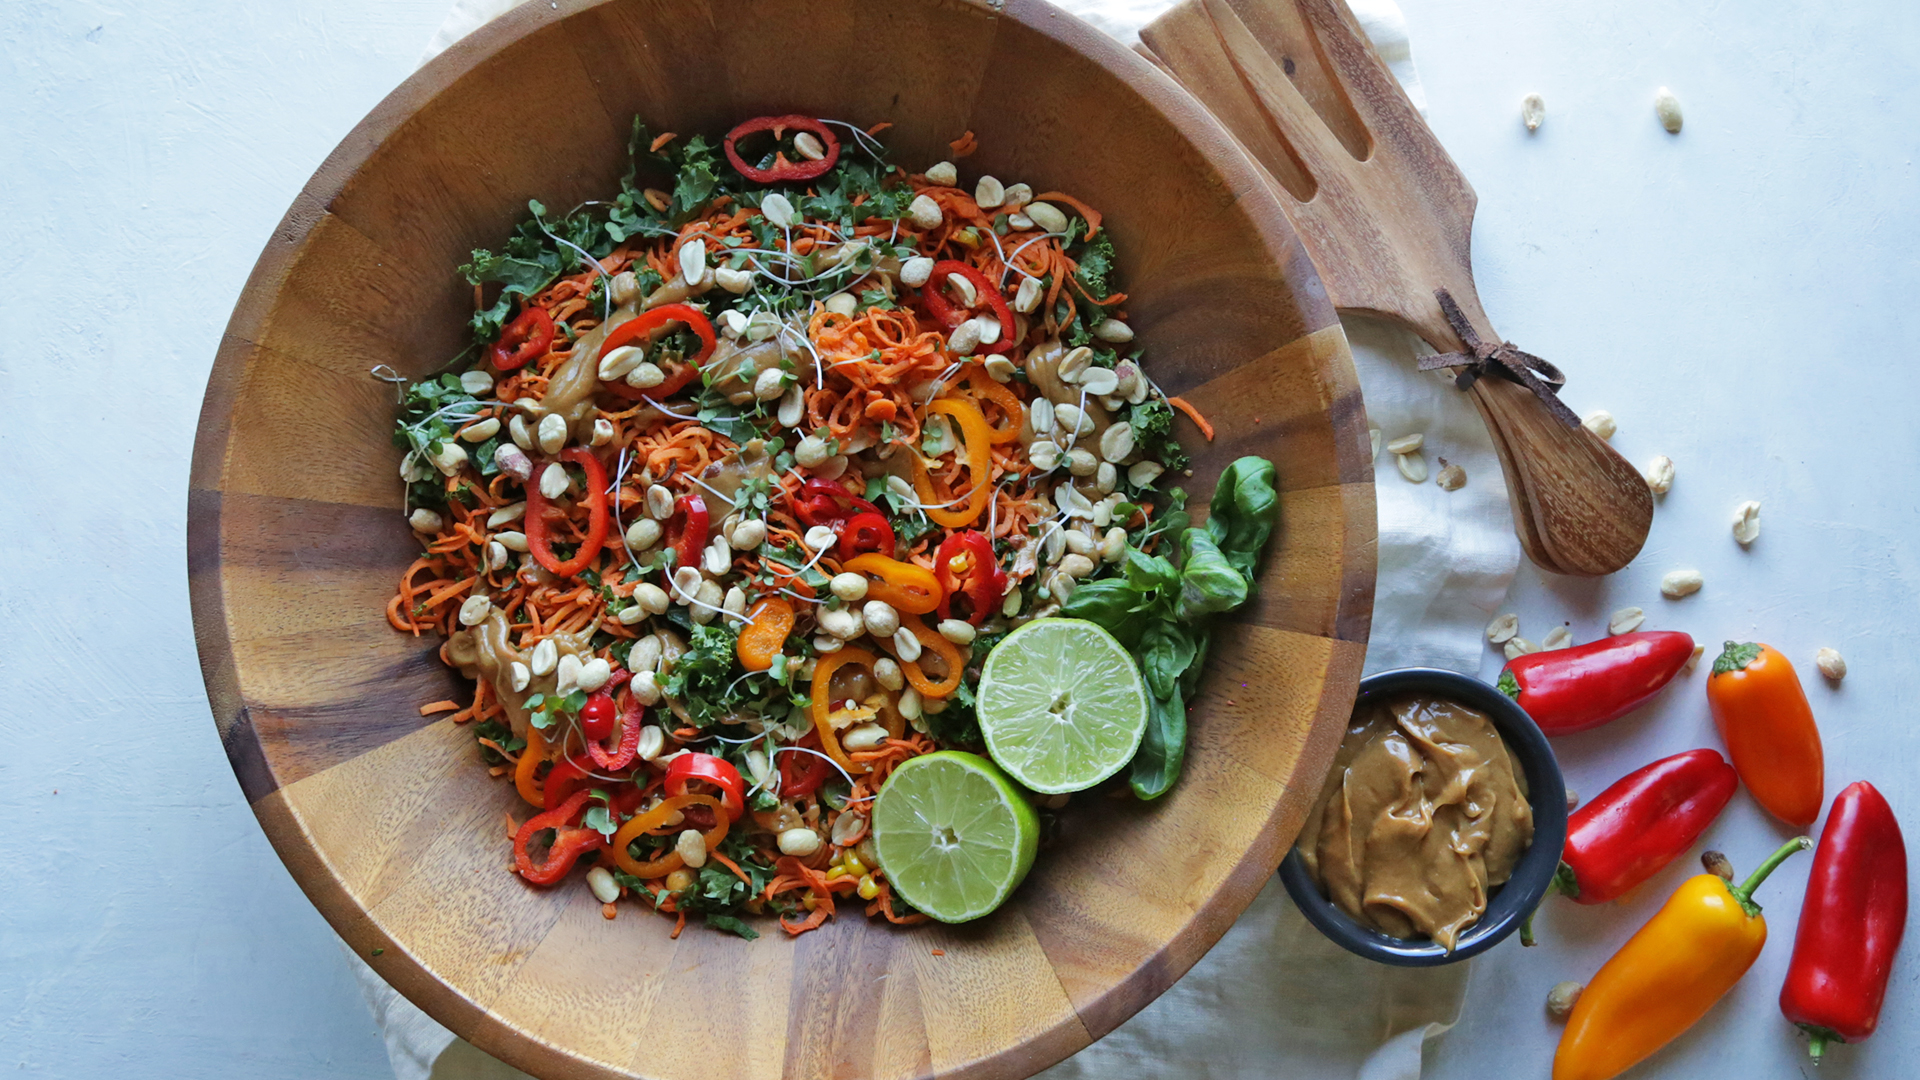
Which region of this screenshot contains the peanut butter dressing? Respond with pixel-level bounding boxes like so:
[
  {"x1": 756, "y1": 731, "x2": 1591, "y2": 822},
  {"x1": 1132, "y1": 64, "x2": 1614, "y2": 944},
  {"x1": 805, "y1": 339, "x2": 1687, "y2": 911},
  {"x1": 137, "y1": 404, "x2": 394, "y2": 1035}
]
[
  {"x1": 445, "y1": 611, "x2": 594, "y2": 741},
  {"x1": 1298, "y1": 694, "x2": 1534, "y2": 951}
]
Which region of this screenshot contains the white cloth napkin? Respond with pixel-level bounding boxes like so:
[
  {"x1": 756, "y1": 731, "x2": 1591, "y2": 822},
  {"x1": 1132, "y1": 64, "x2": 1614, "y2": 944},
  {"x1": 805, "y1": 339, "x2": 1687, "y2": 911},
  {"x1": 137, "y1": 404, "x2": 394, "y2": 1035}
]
[{"x1": 356, "y1": 4, "x2": 1519, "y2": 1077}]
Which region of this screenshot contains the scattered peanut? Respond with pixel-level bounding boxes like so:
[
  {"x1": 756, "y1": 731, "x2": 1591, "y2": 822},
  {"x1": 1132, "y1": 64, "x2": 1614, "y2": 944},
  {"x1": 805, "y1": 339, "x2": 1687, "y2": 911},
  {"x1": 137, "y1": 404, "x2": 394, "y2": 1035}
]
[
  {"x1": 1395, "y1": 452, "x2": 1429, "y2": 483},
  {"x1": 1643, "y1": 455, "x2": 1675, "y2": 494},
  {"x1": 1436, "y1": 462, "x2": 1467, "y2": 491},
  {"x1": 1542, "y1": 626, "x2": 1574, "y2": 651},
  {"x1": 1486, "y1": 613, "x2": 1520, "y2": 644},
  {"x1": 1732, "y1": 500, "x2": 1761, "y2": 545},
  {"x1": 1816, "y1": 647, "x2": 1846, "y2": 682},
  {"x1": 1522, "y1": 93, "x2": 1546, "y2": 132},
  {"x1": 1660, "y1": 568, "x2": 1704, "y2": 598},
  {"x1": 1386, "y1": 433, "x2": 1424, "y2": 454},
  {"x1": 1582, "y1": 410, "x2": 1617, "y2": 440},
  {"x1": 1655, "y1": 87, "x2": 1683, "y2": 133},
  {"x1": 1608, "y1": 607, "x2": 1646, "y2": 635},
  {"x1": 1684, "y1": 642, "x2": 1706, "y2": 673},
  {"x1": 1547, "y1": 981, "x2": 1584, "y2": 1019},
  {"x1": 1505, "y1": 636, "x2": 1539, "y2": 660}
]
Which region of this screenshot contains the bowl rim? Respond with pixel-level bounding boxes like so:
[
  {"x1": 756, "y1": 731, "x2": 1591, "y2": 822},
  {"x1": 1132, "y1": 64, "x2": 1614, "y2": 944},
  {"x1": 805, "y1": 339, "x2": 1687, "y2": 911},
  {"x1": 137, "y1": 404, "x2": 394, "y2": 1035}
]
[
  {"x1": 186, "y1": 0, "x2": 1377, "y2": 1075},
  {"x1": 1278, "y1": 667, "x2": 1569, "y2": 967}
]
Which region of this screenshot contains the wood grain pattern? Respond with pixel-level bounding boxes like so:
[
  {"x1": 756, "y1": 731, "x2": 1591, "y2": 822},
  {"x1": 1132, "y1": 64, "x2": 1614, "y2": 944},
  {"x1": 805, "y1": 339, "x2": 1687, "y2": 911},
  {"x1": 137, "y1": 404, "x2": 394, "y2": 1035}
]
[
  {"x1": 1141, "y1": 0, "x2": 1654, "y2": 576},
  {"x1": 187, "y1": 1, "x2": 1375, "y2": 1077}
]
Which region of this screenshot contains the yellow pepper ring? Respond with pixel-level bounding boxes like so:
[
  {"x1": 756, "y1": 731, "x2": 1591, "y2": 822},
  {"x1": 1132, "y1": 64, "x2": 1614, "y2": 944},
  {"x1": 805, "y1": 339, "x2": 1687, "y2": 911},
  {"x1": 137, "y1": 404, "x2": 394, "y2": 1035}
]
[{"x1": 913, "y1": 397, "x2": 994, "y2": 528}]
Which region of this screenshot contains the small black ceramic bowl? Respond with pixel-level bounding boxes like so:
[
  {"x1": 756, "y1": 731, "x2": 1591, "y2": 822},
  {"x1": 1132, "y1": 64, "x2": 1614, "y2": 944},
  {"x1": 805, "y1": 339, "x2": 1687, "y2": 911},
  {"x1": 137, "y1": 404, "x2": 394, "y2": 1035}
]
[{"x1": 1278, "y1": 667, "x2": 1568, "y2": 966}]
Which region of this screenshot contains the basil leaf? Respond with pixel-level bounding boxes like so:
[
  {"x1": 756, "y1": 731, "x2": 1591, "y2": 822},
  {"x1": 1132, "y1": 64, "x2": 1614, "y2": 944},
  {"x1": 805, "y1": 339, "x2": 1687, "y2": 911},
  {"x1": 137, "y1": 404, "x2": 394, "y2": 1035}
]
[
  {"x1": 1137, "y1": 623, "x2": 1197, "y2": 700},
  {"x1": 1129, "y1": 683, "x2": 1186, "y2": 801},
  {"x1": 1059, "y1": 578, "x2": 1152, "y2": 648},
  {"x1": 1176, "y1": 530, "x2": 1248, "y2": 622},
  {"x1": 1204, "y1": 456, "x2": 1280, "y2": 579}
]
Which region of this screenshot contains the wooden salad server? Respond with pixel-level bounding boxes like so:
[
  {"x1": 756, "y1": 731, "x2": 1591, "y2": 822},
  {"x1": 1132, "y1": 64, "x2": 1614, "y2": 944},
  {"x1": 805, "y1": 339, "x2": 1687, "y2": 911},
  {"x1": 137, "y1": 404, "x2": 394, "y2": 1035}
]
[{"x1": 1140, "y1": 0, "x2": 1653, "y2": 576}]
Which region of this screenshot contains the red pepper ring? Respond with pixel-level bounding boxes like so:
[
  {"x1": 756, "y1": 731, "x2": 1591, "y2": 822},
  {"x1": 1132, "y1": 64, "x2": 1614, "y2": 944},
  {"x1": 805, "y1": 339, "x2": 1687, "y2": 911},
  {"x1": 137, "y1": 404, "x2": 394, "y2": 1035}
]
[
  {"x1": 513, "y1": 789, "x2": 608, "y2": 886},
  {"x1": 838, "y1": 512, "x2": 895, "y2": 561},
  {"x1": 791, "y1": 478, "x2": 881, "y2": 527},
  {"x1": 585, "y1": 690, "x2": 645, "y2": 772},
  {"x1": 723, "y1": 115, "x2": 841, "y2": 184},
  {"x1": 662, "y1": 494, "x2": 709, "y2": 576},
  {"x1": 596, "y1": 303, "x2": 716, "y2": 401},
  {"x1": 524, "y1": 447, "x2": 610, "y2": 579},
  {"x1": 934, "y1": 530, "x2": 1007, "y2": 625},
  {"x1": 917, "y1": 261, "x2": 1016, "y2": 355},
  {"x1": 489, "y1": 306, "x2": 555, "y2": 372},
  {"x1": 664, "y1": 752, "x2": 747, "y2": 822},
  {"x1": 776, "y1": 731, "x2": 834, "y2": 800}
]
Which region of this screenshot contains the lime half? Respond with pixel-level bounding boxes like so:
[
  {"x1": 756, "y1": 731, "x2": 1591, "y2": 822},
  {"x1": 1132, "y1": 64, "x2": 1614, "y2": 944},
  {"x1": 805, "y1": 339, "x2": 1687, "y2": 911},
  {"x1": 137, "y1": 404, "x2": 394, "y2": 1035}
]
[
  {"x1": 871, "y1": 751, "x2": 1040, "y2": 923},
  {"x1": 976, "y1": 617, "x2": 1150, "y2": 794}
]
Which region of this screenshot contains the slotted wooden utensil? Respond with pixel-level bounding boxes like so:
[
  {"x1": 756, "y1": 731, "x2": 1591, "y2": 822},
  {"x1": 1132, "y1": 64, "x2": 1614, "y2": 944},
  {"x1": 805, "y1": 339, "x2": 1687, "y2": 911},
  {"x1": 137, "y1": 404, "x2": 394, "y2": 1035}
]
[{"x1": 1141, "y1": 0, "x2": 1653, "y2": 576}]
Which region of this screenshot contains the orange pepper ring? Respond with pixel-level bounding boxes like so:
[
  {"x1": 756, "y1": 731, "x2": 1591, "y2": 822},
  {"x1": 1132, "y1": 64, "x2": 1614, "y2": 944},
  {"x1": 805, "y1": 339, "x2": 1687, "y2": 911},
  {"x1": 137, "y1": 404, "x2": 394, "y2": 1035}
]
[
  {"x1": 736, "y1": 596, "x2": 796, "y2": 672},
  {"x1": 901, "y1": 616, "x2": 964, "y2": 698},
  {"x1": 610, "y1": 793, "x2": 730, "y2": 879},
  {"x1": 514, "y1": 722, "x2": 553, "y2": 808},
  {"x1": 811, "y1": 646, "x2": 882, "y2": 774},
  {"x1": 843, "y1": 553, "x2": 943, "y2": 615}
]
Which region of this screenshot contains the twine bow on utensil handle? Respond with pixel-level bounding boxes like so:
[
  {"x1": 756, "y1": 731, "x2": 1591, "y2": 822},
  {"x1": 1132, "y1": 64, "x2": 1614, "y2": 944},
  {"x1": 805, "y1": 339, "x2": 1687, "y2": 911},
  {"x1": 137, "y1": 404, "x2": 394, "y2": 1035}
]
[{"x1": 1417, "y1": 289, "x2": 1581, "y2": 429}]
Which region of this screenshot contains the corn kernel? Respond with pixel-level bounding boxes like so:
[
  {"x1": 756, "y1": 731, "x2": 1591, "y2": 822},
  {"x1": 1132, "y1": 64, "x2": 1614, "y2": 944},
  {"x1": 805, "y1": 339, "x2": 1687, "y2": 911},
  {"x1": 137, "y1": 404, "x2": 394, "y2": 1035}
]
[
  {"x1": 803, "y1": 894, "x2": 819, "y2": 912},
  {"x1": 857, "y1": 874, "x2": 880, "y2": 900},
  {"x1": 841, "y1": 854, "x2": 867, "y2": 877},
  {"x1": 825, "y1": 865, "x2": 849, "y2": 882}
]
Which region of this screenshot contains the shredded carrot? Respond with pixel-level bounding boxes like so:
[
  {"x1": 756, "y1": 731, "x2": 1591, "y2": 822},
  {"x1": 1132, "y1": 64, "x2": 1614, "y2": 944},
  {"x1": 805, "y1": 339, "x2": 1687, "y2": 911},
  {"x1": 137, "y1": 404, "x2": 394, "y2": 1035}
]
[
  {"x1": 418, "y1": 700, "x2": 460, "y2": 716},
  {"x1": 1167, "y1": 396, "x2": 1215, "y2": 441}
]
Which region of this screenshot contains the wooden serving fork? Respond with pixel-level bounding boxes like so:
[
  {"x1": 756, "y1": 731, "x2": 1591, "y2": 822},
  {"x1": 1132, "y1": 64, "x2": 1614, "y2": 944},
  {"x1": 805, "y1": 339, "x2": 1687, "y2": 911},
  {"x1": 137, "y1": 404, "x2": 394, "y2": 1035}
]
[{"x1": 1140, "y1": 0, "x2": 1652, "y2": 576}]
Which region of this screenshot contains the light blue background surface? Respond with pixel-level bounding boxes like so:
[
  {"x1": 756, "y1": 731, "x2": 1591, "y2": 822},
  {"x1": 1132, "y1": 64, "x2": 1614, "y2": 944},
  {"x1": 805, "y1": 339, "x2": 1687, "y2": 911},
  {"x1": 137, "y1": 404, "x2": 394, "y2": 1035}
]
[{"x1": 4, "y1": 1, "x2": 1915, "y2": 1077}]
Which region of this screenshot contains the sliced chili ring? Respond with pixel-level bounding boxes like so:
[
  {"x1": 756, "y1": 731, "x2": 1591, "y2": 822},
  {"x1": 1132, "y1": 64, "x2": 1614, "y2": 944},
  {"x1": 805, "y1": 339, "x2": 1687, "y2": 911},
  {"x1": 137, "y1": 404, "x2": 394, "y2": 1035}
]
[
  {"x1": 489, "y1": 307, "x2": 555, "y2": 371},
  {"x1": 918, "y1": 261, "x2": 1015, "y2": 355},
  {"x1": 597, "y1": 303, "x2": 715, "y2": 401},
  {"x1": 723, "y1": 115, "x2": 841, "y2": 184}
]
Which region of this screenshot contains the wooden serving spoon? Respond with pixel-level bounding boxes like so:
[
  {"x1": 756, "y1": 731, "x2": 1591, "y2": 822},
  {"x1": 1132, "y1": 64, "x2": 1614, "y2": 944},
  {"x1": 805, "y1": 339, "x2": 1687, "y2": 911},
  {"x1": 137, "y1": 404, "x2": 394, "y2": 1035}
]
[{"x1": 1140, "y1": 0, "x2": 1652, "y2": 576}]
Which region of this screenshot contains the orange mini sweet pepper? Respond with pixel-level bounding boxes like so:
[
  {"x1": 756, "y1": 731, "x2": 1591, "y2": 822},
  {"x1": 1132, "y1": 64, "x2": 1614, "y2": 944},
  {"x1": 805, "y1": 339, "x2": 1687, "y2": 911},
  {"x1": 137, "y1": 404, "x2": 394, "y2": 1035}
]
[
  {"x1": 1706, "y1": 641, "x2": 1825, "y2": 827},
  {"x1": 1554, "y1": 837, "x2": 1811, "y2": 1080}
]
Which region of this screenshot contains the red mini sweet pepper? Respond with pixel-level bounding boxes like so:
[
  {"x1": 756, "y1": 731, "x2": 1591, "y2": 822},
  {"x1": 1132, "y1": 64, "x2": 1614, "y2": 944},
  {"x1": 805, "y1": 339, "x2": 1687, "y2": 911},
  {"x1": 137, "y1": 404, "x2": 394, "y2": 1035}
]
[
  {"x1": 1558, "y1": 747, "x2": 1739, "y2": 904},
  {"x1": 1498, "y1": 631, "x2": 1695, "y2": 735},
  {"x1": 1780, "y1": 781, "x2": 1908, "y2": 1061},
  {"x1": 723, "y1": 115, "x2": 840, "y2": 184}
]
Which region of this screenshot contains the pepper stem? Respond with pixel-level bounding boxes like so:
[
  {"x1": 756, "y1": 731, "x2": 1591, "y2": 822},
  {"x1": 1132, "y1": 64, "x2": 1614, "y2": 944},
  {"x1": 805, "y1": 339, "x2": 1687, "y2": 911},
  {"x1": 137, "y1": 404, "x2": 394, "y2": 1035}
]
[
  {"x1": 1728, "y1": 836, "x2": 1813, "y2": 917},
  {"x1": 1808, "y1": 1032, "x2": 1827, "y2": 1063}
]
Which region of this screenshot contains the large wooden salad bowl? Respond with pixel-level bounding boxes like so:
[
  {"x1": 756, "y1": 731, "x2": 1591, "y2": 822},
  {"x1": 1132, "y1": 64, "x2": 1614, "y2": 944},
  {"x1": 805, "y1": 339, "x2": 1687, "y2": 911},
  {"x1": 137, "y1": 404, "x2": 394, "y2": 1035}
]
[{"x1": 187, "y1": 0, "x2": 1376, "y2": 1076}]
